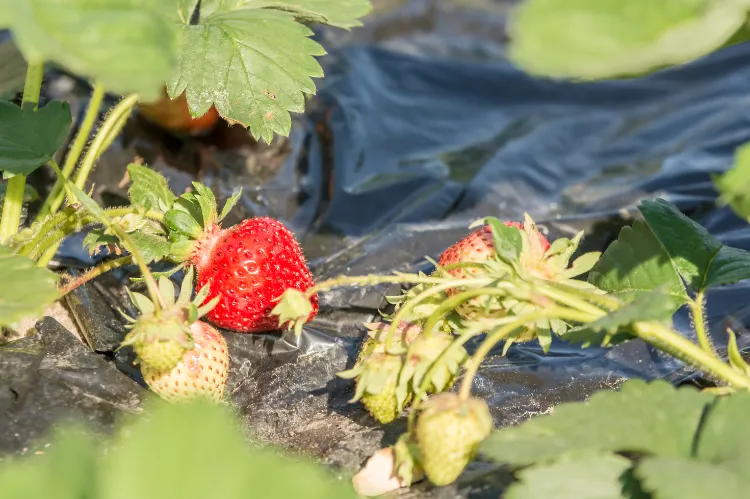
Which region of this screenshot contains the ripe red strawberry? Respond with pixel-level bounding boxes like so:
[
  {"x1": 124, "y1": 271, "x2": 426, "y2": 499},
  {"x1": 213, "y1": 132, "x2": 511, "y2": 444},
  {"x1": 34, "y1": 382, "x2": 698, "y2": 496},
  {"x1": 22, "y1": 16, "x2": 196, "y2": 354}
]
[
  {"x1": 142, "y1": 320, "x2": 229, "y2": 403},
  {"x1": 163, "y1": 184, "x2": 318, "y2": 333},
  {"x1": 191, "y1": 217, "x2": 317, "y2": 332}
]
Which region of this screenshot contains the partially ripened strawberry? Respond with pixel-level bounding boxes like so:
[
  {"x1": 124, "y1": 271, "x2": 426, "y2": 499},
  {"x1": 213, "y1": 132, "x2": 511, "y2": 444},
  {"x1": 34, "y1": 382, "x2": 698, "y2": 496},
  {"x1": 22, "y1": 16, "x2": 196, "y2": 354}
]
[
  {"x1": 120, "y1": 266, "x2": 229, "y2": 402},
  {"x1": 163, "y1": 183, "x2": 317, "y2": 333},
  {"x1": 142, "y1": 320, "x2": 229, "y2": 403},
  {"x1": 436, "y1": 214, "x2": 602, "y2": 352}
]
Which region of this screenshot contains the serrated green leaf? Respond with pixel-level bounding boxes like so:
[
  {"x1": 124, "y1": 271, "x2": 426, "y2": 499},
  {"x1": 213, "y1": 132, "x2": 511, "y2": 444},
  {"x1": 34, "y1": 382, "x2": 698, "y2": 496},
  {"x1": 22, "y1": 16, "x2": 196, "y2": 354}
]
[
  {"x1": 241, "y1": 0, "x2": 372, "y2": 28},
  {"x1": 695, "y1": 391, "x2": 750, "y2": 475},
  {"x1": 219, "y1": 188, "x2": 243, "y2": 222},
  {"x1": 480, "y1": 379, "x2": 711, "y2": 466},
  {"x1": 0, "y1": 244, "x2": 60, "y2": 327},
  {"x1": 0, "y1": 38, "x2": 27, "y2": 100},
  {"x1": 564, "y1": 290, "x2": 679, "y2": 347},
  {"x1": 589, "y1": 219, "x2": 688, "y2": 306},
  {"x1": 715, "y1": 142, "x2": 750, "y2": 221},
  {"x1": 168, "y1": 1, "x2": 329, "y2": 144},
  {"x1": 100, "y1": 399, "x2": 357, "y2": 499},
  {"x1": 126, "y1": 163, "x2": 175, "y2": 213},
  {"x1": 639, "y1": 198, "x2": 750, "y2": 290},
  {"x1": 506, "y1": 453, "x2": 635, "y2": 499},
  {"x1": 126, "y1": 232, "x2": 171, "y2": 264},
  {"x1": 6, "y1": 0, "x2": 181, "y2": 100},
  {"x1": 635, "y1": 458, "x2": 750, "y2": 499},
  {"x1": 0, "y1": 100, "x2": 71, "y2": 177},
  {"x1": 508, "y1": 0, "x2": 750, "y2": 80}
]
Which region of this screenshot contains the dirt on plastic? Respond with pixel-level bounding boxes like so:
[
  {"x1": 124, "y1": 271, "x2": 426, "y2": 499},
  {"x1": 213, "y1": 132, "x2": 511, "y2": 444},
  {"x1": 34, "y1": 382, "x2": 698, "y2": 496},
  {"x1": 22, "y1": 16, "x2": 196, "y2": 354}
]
[{"x1": 3, "y1": 0, "x2": 750, "y2": 496}]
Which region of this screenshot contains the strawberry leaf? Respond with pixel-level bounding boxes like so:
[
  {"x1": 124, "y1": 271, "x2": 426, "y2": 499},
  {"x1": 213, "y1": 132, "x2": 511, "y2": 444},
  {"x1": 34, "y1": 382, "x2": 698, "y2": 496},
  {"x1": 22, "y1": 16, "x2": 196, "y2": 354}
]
[
  {"x1": 100, "y1": 399, "x2": 357, "y2": 499},
  {"x1": 0, "y1": 244, "x2": 60, "y2": 327},
  {"x1": 588, "y1": 219, "x2": 689, "y2": 306},
  {"x1": 715, "y1": 142, "x2": 750, "y2": 222},
  {"x1": 505, "y1": 453, "x2": 634, "y2": 499},
  {"x1": 168, "y1": 0, "x2": 369, "y2": 143},
  {"x1": 563, "y1": 290, "x2": 679, "y2": 348},
  {"x1": 0, "y1": 100, "x2": 71, "y2": 178},
  {"x1": 0, "y1": 38, "x2": 27, "y2": 100},
  {"x1": 480, "y1": 379, "x2": 711, "y2": 466},
  {"x1": 5, "y1": 0, "x2": 181, "y2": 100},
  {"x1": 639, "y1": 198, "x2": 750, "y2": 290},
  {"x1": 126, "y1": 163, "x2": 176, "y2": 213},
  {"x1": 635, "y1": 458, "x2": 749, "y2": 499},
  {"x1": 508, "y1": 0, "x2": 750, "y2": 80}
]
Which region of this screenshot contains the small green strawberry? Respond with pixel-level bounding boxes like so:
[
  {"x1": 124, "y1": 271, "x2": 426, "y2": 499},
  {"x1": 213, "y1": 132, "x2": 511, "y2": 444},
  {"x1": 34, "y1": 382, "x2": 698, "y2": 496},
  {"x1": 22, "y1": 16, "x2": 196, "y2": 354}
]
[
  {"x1": 340, "y1": 352, "x2": 411, "y2": 424},
  {"x1": 415, "y1": 393, "x2": 493, "y2": 486}
]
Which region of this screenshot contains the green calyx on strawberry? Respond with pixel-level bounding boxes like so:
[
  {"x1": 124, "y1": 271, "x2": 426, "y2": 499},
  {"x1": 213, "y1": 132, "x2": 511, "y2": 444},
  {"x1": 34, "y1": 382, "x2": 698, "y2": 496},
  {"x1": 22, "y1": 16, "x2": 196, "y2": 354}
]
[
  {"x1": 119, "y1": 266, "x2": 220, "y2": 372},
  {"x1": 338, "y1": 321, "x2": 422, "y2": 424},
  {"x1": 384, "y1": 274, "x2": 459, "y2": 333},
  {"x1": 436, "y1": 213, "x2": 601, "y2": 351},
  {"x1": 415, "y1": 393, "x2": 493, "y2": 487},
  {"x1": 399, "y1": 331, "x2": 468, "y2": 397},
  {"x1": 160, "y1": 182, "x2": 318, "y2": 333}
]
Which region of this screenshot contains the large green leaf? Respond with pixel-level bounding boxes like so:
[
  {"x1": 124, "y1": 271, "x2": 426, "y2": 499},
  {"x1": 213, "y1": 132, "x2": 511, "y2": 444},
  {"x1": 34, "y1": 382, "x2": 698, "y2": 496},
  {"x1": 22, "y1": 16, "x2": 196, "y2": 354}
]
[
  {"x1": 0, "y1": 38, "x2": 27, "y2": 100},
  {"x1": 0, "y1": 100, "x2": 71, "y2": 177},
  {"x1": 0, "y1": 244, "x2": 60, "y2": 327},
  {"x1": 168, "y1": 0, "x2": 370, "y2": 143},
  {"x1": 588, "y1": 219, "x2": 688, "y2": 305},
  {"x1": 715, "y1": 141, "x2": 750, "y2": 222},
  {"x1": 505, "y1": 454, "x2": 635, "y2": 499},
  {"x1": 508, "y1": 0, "x2": 750, "y2": 80},
  {"x1": 639, "y1": 198, "x2": 750, "y2": 290},
  {"x1": 6, "y1": 0, "x2": 181, "y2": 100},
  {"x1": 635, "y1": 458, "x2": 750, "y2": 499},
  {"x1": 480, "y1": 380, "x2": 711, "y2": 466},
  {"x1": 564, "y1": 290, "x2": 678, "y2": 347},
  {"x1": 100, "y1": 399, "x2": 357, "y2": 499},
  {"x1": 695, "y1": 392, "x2": 750, "y2": 475}
]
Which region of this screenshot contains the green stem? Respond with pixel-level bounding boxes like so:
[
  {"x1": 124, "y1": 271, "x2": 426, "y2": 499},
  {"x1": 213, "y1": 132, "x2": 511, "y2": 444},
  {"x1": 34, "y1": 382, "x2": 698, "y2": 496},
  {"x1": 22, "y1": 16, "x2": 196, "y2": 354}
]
[
  {"x1": 633, "y1": 321, "x2": 750, "y2": 389},
  {"x1": 37, "y1": 82, "x2": 106, "y2": 220},
  {"x1": 305, "y1": 274, "x2": 462, "y2": 297},
  {"x1": 19, "y1": 206, "x2": 164, "y2": 260},
  {"x1": 72, "y1": 94, "x2": 139, "y2": 193},
  {"x1": 536, "y1": 282, "x2": 608, "y2": 319},
  {"x1": 457, "y1": 304, "x2": 600, "y2": 401},
  {"x1": 690, "y1": 290, "x2": 713, "y2": 354},
  {"x1": 0, "y1": 60, "x2": 44, "y2": 242},
  {"x1": 60, "y1": 256, "x2": 133, "y2": 295},
  {"x1": 111, "y1": 226, "x2": 165, "y2": 312},
  {"x1": 384, "y1": 278, "x2": 492, "y2": 352}
]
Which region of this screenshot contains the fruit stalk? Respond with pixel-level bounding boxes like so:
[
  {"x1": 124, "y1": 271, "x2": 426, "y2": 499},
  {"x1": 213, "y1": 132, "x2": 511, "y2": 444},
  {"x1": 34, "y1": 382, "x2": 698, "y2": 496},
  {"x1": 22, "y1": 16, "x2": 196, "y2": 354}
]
[
  {"x1": 59, "y1": 255, "x2": 133, "y2": 295},
  {"x1": 633, "y1": 321, "x2": 750, "y2": 389},
  {"x1": 690, "y1": 290, "x2": 713, "y2": 354},
  {"x1": 73, "y1": 93, "x2": 139, "y2": 192},
  {"x1": 37, "y1": 81, "x2": 106, "y2": 220},
  {"x1": 0, "y1": 60, "x2": 44, "y2": 242},
  {"x1": 457, "y1": 306, "x2": 597, "y2": 400},
  {"x1": 19, "y1": 205, "x2": 164, "y2": 261}
]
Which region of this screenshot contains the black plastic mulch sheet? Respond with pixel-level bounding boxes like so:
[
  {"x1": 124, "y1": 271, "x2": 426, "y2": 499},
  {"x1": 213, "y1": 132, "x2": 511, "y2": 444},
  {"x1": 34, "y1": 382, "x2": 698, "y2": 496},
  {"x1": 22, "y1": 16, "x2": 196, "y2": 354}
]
[{"x1": 4, "y1": 1, "x2": 750, "y2": 496}]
